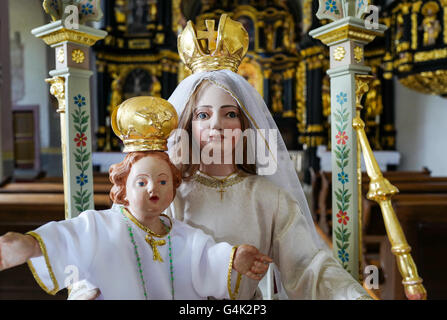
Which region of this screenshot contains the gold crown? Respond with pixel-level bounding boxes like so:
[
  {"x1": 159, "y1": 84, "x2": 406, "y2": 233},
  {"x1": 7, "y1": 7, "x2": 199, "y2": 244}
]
[
  {"x1": 111, "y1": 96, "x2": 178, "y2": 152},
  {"x1": 178, "y1": 14, "x2": 249, "y2": 74}
]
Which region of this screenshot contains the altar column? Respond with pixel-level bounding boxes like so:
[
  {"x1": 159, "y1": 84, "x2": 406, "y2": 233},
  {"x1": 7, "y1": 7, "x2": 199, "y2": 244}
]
[
  {"x1": 310, "y1": 3, "x2": 386, "y2": 278},
  {"x1": 31, "y1": 21, "x2": 107, "y2": 219}
]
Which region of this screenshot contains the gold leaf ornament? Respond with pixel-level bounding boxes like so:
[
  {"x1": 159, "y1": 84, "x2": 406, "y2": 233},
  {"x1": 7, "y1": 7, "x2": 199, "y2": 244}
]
[
  {"x1": 354, "y1": 46, "x2": 364, "y2": 63},
  {"x1": 72, "y1": 49, "x2": 85, "y2": 64},
  {"x1": 334, "y1": 46, "x2": 346, "y2": 61},
  {"x1": 57, "y1": 48, "x2": 65, "y2": 63}
]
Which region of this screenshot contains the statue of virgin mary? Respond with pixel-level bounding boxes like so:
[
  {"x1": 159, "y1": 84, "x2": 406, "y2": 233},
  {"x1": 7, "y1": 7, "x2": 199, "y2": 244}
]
[{"x1": 166, "y1": 14, "x2": 372, "y2": 300}]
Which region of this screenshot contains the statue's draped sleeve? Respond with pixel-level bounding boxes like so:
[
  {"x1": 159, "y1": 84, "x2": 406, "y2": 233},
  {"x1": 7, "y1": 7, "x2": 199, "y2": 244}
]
[
  {"x1": 27, "y1": 211, "x2": 98, "y2": 295},
  {"x1": 272, "y1": 189, "x2": 371, "y2": 300}
]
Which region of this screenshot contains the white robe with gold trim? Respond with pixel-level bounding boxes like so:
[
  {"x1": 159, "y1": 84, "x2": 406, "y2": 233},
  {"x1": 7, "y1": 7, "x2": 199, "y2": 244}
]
[
  {"x1": 167, "y1": 172, "x2": 371, "y2": 300},
  {"x1": 27, "y1": 207, "x2": 233, "y2": 300}
]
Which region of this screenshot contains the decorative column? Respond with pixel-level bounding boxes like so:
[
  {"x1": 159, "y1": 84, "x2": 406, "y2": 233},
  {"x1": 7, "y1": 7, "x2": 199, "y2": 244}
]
[
  {"x1": 309, "y1": 0, "x2": 386, "y2": 279},
  {"x1": 31, "y1": 2, "x2": 106, "y2": 219}
]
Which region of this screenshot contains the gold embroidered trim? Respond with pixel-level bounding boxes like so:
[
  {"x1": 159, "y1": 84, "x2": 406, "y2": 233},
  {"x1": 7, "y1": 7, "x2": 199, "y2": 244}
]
[
  {"x1": 122, "y1": 207, "x2": 172, "y2": 238},
  {"x1": 193, "y1": 171, "x2": 245, "y2": 190},
  {"x1": 26, "y1": 231, "x2": 60, "y2": 295},
  {"x1": 228, "y1": 246, "x2": 242, "y2": 300},
  {"x1": 122, "y1": 207, "x2": 172, "y2": 262}
]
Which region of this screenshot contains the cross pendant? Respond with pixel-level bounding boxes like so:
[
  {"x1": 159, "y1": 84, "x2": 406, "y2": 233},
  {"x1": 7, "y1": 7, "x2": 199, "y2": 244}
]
[
  {"x1": 218, "y1": 187, "x2": 225, "y2": 201},
  {"x1": 145, "y1": 235, "x2": 166, "y2": 262}
]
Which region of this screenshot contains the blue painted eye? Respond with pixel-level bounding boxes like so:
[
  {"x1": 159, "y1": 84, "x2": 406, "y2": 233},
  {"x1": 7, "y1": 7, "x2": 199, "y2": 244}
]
[
  {"x1": 227, "y1": 112, "x2": 238, "y2": 118},
  {"x1": 160, "y1": 180, "x2": 167, "y2": 185},
  {"x1": 197, "y1": 112, "x2": 208, "y2": 119},
  {"x1": 137, "y1": 181, "x2": 145, "y2": 187}
]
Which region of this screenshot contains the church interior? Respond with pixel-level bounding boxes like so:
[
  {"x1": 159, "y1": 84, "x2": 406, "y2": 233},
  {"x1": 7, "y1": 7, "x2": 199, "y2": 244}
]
[{"x1": 0, "y1": 0, "x2": 446, "y2": 300}]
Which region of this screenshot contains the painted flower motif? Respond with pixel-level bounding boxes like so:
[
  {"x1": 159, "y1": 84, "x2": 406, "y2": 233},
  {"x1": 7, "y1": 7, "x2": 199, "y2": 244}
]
[
  {"x1": 76, "y1": 173, "x2": 88, "y2": 186},
  {"x1": 81, "y1": 3, "x2": 94, "y2": 15},
  {"x1": 336, "y1": 92, "x2": 347, "y2": 105},
  {"x1": 74, "y1": 133, "x2": 87, "y2": 147},
  {"x1": 338, "y1": 171, "x2": 349, "y2": 184},
  {"x1": 357, "y1": 0, "x2": 365, "y2": 8},
  {"x1": 337, "y1": 210, "x2": 350, "y2": 225},
  {"x1": 74, "y1": 94, "x2": 86, "y2": 107},
  {"x1": 336, "y1": 131, "x2": 348, "y2": 145},
  {"x1": 338, "y1": 249, "x2": 349, "y2": 263},
  {"x1": 325, "y1": 0, "x2": 337, "y2": 13}
]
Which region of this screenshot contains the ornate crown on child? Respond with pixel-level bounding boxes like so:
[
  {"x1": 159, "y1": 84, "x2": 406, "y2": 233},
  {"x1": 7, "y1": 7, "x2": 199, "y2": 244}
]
[
  {"x1": 178, "y1": 14, "x2": 249, "y2": 74},
  {"x1": 111, "y1": 96, "x2": 178, "y2": 152}
]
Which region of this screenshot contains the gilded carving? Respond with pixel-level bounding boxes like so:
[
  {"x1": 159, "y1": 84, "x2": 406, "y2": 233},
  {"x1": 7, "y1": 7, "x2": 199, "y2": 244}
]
[
  {"x1": 72, "y1": 49, "x2": 85, "y2": 64},
  {"x1": 334, "y1": 46, "x2": 346, "y2": 61},
  {"x1": 353, "y1": 46, "x2": 363, "y2": 63},
  {"x1": 46, "y1": 76, "x2": 66, "y2": 113},
  {"x1": 57, "y1": 47, "x2": 65, "y2": 64},
  {"x1": 399, "y1": 70, "x2": 447, "y2": 95},
  {"x1": 421, "y1": 1, "x2": 441, "y2": 47},
  {"x1": 296, "y1": 60, "x2": 306, "y2": 134},
  {"x1": 271, "y1": 73, "x2": 283, "y2": 113},
  {"x1": 238, "y1": 57, "x2": 264, "y2": 96},
  {"x1": 414, "y1": 48, "x2": 447, "y2": 62},
  {"x1": 39, "y1": 29, "x2": 104, "y2": 47},
  {"x1": 149, "y1": 75, "x2": 161, "y2": 97},
  {"x1": 314, "y1": 24, "x2": 381, "y2": 45}
]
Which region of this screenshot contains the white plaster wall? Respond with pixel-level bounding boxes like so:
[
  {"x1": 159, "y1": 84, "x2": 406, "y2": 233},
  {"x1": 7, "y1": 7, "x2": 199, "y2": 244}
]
[
  {"x1": 9, "y1": 0, "x2": 50, "y2": 148},
  {"x1": 395, "y1": 78, "x2": 447, "y2": 176}
]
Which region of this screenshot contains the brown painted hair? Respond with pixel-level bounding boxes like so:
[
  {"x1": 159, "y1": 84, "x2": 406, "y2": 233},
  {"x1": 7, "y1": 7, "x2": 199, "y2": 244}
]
[
  {"x1": 174, "y1": 80, "x2": 257, "y2": 180},
  {"x1": 109, "y1": 151, "x2": 182, "y2": 206}
]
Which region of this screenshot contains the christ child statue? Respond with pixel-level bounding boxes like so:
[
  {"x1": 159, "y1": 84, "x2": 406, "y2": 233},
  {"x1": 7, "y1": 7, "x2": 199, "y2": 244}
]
[{"x1": 0, "y1": 96, "x2": 272, "y2": 299}]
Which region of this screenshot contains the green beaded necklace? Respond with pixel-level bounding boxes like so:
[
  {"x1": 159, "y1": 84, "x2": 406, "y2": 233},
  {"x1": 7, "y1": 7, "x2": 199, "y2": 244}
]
[{"x1": 121, "y1": 207, "x2": 174, "y2": 300}]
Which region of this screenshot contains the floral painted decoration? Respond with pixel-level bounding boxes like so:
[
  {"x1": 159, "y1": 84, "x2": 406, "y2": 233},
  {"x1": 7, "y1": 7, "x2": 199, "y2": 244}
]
[
  {"x1": 316, "y1": 0, "x2": 344, "y2": 21},
  {"x1": 78, "y1": 0, "x2": 103, "y2": 23},
  {"x1": 72, "y1": 94, "x2": 92, "y2": 214},
  {"x1": 355, "y1": 0, "x2": 370, "y2": 19},
  {"x1": 42, "y1": 0, "x2": 103, "y2": 24},
  {"x1": 333, "y1": 91, "x2": 352, "y2": 271},
  {"x1": 74, "y1": 94, "x2": 86, "y2": 107}
]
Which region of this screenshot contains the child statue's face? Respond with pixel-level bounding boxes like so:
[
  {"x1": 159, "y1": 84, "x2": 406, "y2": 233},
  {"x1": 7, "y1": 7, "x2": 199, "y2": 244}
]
[
  {"x1": 191, "y1": 83, "x2": 242, "y2": 157},
  {"x1": 125, "y1": 156, "x2": 174, "y2": 218}
]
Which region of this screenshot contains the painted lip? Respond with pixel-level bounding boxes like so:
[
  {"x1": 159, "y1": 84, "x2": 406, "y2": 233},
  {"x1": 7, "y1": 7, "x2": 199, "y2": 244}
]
[{"x1": 149, "y1": 195, "x2": 159, "y2": 202}]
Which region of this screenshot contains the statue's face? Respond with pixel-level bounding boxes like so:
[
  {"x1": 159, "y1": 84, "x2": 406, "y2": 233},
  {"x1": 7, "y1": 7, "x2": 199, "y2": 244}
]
[
  {"x1": 191, "y1": 82, "x2": 242, "y2": 160},
  {"x1": 125, "y1": 156, "x2": 174, "y2": 218}
]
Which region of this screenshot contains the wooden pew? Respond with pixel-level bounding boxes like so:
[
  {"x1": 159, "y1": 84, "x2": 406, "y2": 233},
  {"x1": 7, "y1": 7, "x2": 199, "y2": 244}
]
[
  {"x1": 311, "y1": 170, "x2": 447, "y2": 299},
  {"x1": 314, "y1": 171, "x2": 447, "y2": 236},
  {"x1": 0, "y1": 182, "x2": 112, "y2": 194},
  {"x1": 0, "y1": 193, "x2": 112, "y2": 299},
  {"x1": 37, "y1": 172, "x2": 112, "y2": 184},
  {"x1": 362, "y1": 193, "x2": 447, "y2": 300},
  {"x1": 310, "y1": 168, "x2": 432, "y2": 210}
]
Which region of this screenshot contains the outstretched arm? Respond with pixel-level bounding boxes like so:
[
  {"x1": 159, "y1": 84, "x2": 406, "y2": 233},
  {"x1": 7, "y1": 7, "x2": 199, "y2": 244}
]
[
  {"x1": 0, "y1": 232, "x2": 42, "y2": 271},
  {"x1": 233, "y1": 244, "x2": 272, "y2": 281}
]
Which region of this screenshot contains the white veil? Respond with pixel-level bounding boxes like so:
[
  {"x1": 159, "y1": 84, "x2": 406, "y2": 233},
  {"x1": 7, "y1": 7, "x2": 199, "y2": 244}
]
[{"x1": 167, "y1": 69, "x2": 325, "y2": 250}]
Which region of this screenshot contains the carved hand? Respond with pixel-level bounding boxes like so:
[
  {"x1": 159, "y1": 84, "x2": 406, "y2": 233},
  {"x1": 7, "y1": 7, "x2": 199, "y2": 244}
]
[
  {"x1": 233, "y1": 244, "x2": 272, "y2": 281},
  {"x1": 0, "y1": 232, "x2": 41, "y2": 271}
]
